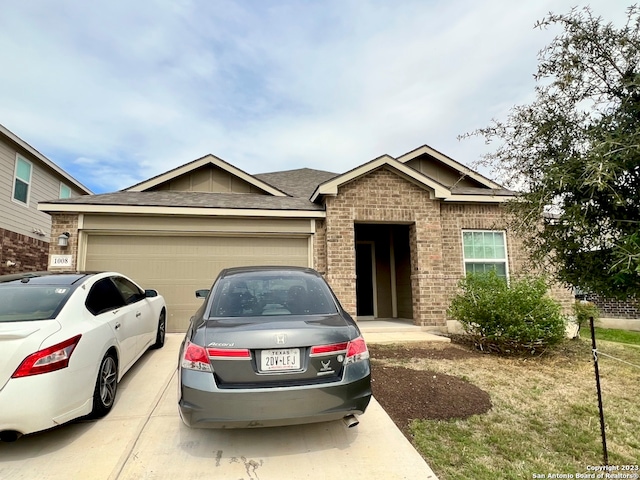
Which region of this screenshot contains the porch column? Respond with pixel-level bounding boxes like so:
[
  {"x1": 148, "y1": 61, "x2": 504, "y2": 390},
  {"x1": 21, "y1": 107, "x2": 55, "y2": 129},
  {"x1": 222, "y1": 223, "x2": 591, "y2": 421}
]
[
  {"x1": 324, "y1": 203, "x2": 357, "y2": 317},
  {"x1": 410, "y1": 218, "x2": 446, "y2": 327}
]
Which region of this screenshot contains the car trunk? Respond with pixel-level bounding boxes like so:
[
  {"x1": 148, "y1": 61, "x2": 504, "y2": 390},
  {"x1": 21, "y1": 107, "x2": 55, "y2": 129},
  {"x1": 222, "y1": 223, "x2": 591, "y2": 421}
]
[
  {"x1": 203, "y1": 314, "x2": 358, "y2": 388},
  {"x1": 0, "y1": 320, "x2": 61, "y2": 390}
]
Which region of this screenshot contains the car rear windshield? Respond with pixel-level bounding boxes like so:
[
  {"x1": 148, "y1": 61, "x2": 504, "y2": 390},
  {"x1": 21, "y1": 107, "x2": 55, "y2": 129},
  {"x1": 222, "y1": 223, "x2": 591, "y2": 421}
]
[
  {"x1": 209, "y1": 272, "x2": 338, "y2": 317},
  {"x1": 0, "y1": 286, "x2": 72, "y2": 322}
]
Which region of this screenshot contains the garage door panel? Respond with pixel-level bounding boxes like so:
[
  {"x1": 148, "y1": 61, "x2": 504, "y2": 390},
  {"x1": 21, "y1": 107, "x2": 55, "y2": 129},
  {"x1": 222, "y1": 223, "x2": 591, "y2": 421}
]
[{"x1": 85, "y1": 235, "x2": 309, "y2": 332}]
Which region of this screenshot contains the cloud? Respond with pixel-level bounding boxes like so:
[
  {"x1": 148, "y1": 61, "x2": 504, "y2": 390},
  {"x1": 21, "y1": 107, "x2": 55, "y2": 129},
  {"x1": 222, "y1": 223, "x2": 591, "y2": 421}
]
[{"x1": 0, "y1": 0, "x2": 627, "y2": 192}]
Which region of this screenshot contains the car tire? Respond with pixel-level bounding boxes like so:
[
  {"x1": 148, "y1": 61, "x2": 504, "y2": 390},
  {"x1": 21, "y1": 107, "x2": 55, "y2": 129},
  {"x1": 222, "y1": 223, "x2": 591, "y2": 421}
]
[
  {"x1": 91, "y1": 353, "x2": 118, "y2": 418},
  {"x1": 151, "y1": 310, "x2": 166, "y2": 349}
]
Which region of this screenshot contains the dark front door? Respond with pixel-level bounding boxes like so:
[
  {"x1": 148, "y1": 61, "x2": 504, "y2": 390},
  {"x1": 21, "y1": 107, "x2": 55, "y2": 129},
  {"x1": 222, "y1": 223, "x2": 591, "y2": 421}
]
[{"x1": 356, "y1": 242, "x2": 374, "y2": 317}]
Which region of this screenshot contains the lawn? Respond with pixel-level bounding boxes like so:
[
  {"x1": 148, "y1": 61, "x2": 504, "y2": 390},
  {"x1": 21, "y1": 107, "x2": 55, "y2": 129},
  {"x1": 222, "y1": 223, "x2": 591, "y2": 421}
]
[
  {"x1": 373, "y1": 336, "x2": 640, "y2": 480},
  {"x1": 595, "y1": 327, "x2": 640, "y2": 346}
]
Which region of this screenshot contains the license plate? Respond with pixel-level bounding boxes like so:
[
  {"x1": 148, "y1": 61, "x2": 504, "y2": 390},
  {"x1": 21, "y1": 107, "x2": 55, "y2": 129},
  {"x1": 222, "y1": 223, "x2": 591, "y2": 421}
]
[{"x1": 260, "y1": 348, "x2": 300, "y2": 372}]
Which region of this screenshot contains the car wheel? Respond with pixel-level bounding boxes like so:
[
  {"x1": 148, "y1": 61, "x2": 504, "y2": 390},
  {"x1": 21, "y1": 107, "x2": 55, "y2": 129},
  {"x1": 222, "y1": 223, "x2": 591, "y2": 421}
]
[
  {"x1": 152, "y1": 310, "x2": 166, "y2": 349},
  {"x1": 91, "y1": 353, "x2": 118, "y2": 418}
]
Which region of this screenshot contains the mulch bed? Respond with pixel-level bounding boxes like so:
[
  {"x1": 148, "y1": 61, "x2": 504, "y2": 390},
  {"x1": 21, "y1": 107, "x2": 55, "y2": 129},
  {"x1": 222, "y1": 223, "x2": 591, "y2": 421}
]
[{"x1": 368, "y1": 344, "x2": 493, "y2": 435}]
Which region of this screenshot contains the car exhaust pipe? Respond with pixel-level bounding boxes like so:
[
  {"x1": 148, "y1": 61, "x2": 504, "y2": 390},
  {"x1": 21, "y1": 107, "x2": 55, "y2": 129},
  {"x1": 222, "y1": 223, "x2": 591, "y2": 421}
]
[
  {"x1": 342, "y1": 415, "x2": 359, "y2": 428},
  {"x1": 0, "y1": 430, "x2": 22, "y2": 442}
]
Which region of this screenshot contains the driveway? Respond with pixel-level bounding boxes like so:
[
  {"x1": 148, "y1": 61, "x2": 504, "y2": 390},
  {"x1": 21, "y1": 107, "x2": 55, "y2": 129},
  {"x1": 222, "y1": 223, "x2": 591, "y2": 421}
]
[{"x1": 0, "y1": 334, "x2": 438, "y2": 480}]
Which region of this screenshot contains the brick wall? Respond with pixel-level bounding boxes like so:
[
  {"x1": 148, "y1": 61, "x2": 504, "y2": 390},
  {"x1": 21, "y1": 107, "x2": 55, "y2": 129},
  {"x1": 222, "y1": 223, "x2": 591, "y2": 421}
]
[
  {"x1": 0, "y1": 227, "x2": 49, "y2": 275},
  {"x1": 322, "y1": 167, "x2": 445, "y2": 326},
  {"x1": 313, "y1": 219, "x2": 327, "y2": 275},
  {"x1": 440, "y1": 203, "x2": 574, "y2": 319},
  {"x1": 48, "y1": 214, "x2": 80, "y2": 270},
  {"x1": 317, "y1": 166, "x2": 574, "y2": 327},
  {"x1": 585, "y1": 294, "x2": 639, "y2": 319}
]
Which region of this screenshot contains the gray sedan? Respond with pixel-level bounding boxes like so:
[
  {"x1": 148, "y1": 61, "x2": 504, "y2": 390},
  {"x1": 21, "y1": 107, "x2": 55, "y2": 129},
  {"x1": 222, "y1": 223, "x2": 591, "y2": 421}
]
[{"x1": 178, "y1": 266, "x2": 371, "y2": 429}]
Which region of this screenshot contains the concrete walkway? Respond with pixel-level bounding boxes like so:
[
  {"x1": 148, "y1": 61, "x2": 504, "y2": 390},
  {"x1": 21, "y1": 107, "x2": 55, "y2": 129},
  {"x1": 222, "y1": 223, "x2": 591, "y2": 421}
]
[
  {"x1": 0, "y1": 333, "x2": 439, "y2": 480},
  {"x1": 360, "y1": 319, "x2": 451, "y2": 344}
]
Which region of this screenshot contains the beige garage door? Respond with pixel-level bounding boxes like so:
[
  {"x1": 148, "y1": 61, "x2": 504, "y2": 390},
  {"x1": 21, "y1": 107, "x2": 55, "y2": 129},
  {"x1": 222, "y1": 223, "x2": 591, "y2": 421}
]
[{"x1": 85, "y1": 235, "x2": 310, "y2": 332}]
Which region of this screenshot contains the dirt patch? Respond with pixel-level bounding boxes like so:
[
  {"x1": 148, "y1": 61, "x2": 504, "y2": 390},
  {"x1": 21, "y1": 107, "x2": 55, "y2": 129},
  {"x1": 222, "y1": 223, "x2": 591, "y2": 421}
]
[{"x1": 369, "y1": 344, "x2": 492, "y2": 434}]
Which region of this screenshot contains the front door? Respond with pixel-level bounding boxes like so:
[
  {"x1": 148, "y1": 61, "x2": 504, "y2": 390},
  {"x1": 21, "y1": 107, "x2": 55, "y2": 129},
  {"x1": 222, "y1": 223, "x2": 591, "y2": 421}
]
[{"x1": 355, "y1": 242, "x2": 375, "y2": 317}]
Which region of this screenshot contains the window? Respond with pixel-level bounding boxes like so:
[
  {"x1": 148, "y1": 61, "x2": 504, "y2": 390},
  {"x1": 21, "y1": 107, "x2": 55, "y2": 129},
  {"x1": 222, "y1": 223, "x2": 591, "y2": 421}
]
[
  {"x1": 0, "y1": 286, "x2": 71, "y2": 322},
  {"x1": 59, "y1": 183, "x2": 72, "y2": 199},
  {"x1": 112, "y1": 277, "x2": 144, "y2": 304},
  {"x1": 462, "y1": 230, "x2": 508, "y2": 278},
  {"x1": 13, "y1": 155, "x2": 32, "y2": 205},
  {"x1": 210, "y1": 272, "x2": 337, "y2": 317},
  {"x1": 85, "y1": 279, "x2": 126, "y2": 315}
]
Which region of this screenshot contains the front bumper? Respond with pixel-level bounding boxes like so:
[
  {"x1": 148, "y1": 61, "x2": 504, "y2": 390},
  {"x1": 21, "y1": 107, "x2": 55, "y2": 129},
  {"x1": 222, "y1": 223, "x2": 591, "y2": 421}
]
[{"x1": 178, "y1": 362, "x2": 372, "y2": 428}]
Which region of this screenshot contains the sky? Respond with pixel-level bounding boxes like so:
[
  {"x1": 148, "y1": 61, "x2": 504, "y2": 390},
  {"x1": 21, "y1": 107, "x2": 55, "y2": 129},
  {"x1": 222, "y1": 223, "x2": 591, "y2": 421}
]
[{"x1": 0, "y1": 0, "x2": 632, "y2": 194}]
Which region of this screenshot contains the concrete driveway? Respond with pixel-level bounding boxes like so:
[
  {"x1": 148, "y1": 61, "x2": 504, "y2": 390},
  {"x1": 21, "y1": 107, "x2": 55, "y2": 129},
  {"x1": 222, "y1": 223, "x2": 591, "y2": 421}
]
[{"x1": 0, "y1": 334, "x2": 438, "y2": 480}]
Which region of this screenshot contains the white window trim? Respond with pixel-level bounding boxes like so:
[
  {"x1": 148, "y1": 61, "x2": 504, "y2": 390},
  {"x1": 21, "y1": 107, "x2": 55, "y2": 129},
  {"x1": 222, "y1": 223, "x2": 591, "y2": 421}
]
[
  {"x1": 59, "y1": 182, "x2": 72, "y2": 199},
  {"x1": 461, "y1": 229, "x2": 510, "y2": 280},
  {"x1": 12, "y1": 154, "x2": 32, "y2": 207}
]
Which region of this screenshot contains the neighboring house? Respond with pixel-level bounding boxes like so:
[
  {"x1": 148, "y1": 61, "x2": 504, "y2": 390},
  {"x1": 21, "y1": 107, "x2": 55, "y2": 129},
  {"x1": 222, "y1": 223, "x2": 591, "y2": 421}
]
[
  {"x1": 0, "y1": 124, "x2": 92, "y2": 275},
  {"x1": 39, "y1": 145, "x2": 574, "y2": 332}
]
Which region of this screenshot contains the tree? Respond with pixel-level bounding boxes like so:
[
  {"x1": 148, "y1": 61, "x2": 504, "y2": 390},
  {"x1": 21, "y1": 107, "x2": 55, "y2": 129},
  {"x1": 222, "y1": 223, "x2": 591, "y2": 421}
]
[{"x1": 467, "y1": 6, "x2": 640, "y2": 300}]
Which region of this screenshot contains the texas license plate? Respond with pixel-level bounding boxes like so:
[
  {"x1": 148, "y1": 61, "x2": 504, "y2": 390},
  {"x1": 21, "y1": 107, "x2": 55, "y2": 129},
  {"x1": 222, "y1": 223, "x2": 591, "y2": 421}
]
[{"x1": 260, "y1": 348, "x2": 300, "y2": 372}]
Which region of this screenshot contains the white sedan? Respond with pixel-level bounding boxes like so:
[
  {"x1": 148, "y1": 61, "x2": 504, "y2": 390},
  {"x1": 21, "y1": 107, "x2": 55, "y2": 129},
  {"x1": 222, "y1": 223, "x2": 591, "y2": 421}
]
[{"x1": 0, "y1": 271, "x2": 166, "y2": 441}]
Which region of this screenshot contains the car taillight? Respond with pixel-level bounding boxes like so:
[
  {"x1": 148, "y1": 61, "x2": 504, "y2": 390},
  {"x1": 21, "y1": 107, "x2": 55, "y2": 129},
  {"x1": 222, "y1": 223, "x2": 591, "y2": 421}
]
[
  {"x1": 207, "y1": 348, "x2": 251, "y2": 359},
  {"x1": 344, "y1": 336, "x2": 369, "y2": 365},
  {"x1": 181, "y1": 341, "x2": 212, "y2": 372},
  {"x1": 12, "y1": 335, "x2": 82, "y2": 378},
  {"x1": 310, "y1": 342, "x2": 348, "y2": 356}
]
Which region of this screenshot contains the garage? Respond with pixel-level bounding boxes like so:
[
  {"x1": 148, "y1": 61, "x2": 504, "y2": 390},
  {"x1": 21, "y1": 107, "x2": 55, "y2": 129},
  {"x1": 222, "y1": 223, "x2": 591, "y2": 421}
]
[
  {"x1": 84, "y1": 234, "x2": 310, "y2": 331},
  {"x1": 38, "y1": 156, "x2": 326, "y2": 332}
]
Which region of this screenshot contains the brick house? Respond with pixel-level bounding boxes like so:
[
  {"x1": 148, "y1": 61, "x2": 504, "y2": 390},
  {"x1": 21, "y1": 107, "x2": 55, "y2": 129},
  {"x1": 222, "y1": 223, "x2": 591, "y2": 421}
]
[
  {"x1": 0, "y1": 124, "x2": 92, "y2": 275},
  {"x1": 40, "y1": 144, "x2": 574, "y2": 332}
]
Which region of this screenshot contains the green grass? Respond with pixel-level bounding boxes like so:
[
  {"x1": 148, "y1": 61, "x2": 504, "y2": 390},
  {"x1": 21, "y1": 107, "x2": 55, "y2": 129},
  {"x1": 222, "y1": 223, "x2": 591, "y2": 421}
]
[
  {"x1": 389, "y1": 339, "x2": 640, "y2": 480},
  {"x1": 594, "y1": 327, "x2": 640, "y2": 345}
]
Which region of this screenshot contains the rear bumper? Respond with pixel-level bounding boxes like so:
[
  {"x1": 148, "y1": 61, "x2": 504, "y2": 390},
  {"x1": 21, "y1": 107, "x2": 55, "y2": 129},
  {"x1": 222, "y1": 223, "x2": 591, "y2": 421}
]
[
  {"x1": 0, "y1": 365, "x2": 94, "y2": 436},
  {"x1": 178, "y1": 363, "x2": 372, "y2": 429}
]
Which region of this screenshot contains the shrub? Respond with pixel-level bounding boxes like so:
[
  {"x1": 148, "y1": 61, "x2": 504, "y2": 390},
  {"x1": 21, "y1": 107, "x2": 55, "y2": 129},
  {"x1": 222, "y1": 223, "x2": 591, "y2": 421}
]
[
  {"x1": 573, "y1": 300, "x2": 600, "y2": 332},
  {"x1": 448, "y1": 271, "x2": 567, "y2": 355}
]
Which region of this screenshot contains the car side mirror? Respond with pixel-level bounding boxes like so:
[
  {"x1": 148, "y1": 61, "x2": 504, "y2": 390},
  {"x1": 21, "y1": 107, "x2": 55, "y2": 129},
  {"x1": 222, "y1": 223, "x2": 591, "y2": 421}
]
[
  {"x1": 145, "y1": 289, "x2": 158, "y2": 298},
  {"x1": 195, "y1": 289, "x2": 209, "y2": 299}
]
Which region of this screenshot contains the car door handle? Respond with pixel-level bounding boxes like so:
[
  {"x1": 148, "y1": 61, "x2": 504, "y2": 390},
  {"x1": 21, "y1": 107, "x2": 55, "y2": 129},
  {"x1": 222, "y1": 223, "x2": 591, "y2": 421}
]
[
  {"x1": 115, "y1": 322, "x2": 121, "y2": 330},
  {"x1": 136, "y1": 312, "x2": 141, "y2": 318}
]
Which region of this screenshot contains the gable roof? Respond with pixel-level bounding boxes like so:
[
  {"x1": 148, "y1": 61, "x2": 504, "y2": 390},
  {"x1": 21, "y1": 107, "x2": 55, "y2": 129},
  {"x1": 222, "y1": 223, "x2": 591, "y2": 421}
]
[
  {"x1": 0, "y1": 123, "x2": 93, "y2": 195},
  {"x1": 311, "y1": 155, "x2": 451, "y2": 202},
  {"x1": 125, "y1": 154, "x2": 289, "y2": 196},
  {"x1": 397, "y1": 144, "x2": 503, "y2": 190},
  {"x1": 39, "y1": 143, "x2": 515, "y2": 217},
  {"x1": 310, "y1": 147, "x2": 513, "y2": 203}
]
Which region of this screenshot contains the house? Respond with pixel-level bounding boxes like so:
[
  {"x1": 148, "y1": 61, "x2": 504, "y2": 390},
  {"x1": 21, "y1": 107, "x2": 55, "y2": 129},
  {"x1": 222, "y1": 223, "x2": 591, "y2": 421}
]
[
  {"x1": 0, "y1": 124, "x2": 92, "y2": 275},
  {"x1": 39, "y1": 144, "x2": 574, "y2": 332}
]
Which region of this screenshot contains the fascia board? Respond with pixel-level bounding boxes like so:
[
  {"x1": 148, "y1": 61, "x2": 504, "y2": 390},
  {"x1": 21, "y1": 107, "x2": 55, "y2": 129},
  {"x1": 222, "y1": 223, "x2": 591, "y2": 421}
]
[
  {"x1": 38, "y1": 202, "x2": 325, "y2": 218},
  {"x1": 443, "y1": 195, "x2": 512, "y2": 203}
]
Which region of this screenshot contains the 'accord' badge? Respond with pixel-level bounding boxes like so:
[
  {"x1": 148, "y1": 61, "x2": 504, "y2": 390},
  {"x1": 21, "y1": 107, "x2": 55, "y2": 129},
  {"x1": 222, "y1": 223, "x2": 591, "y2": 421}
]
[{"x1": 275, "y1": 333, "x2": 287, "y2": 345}]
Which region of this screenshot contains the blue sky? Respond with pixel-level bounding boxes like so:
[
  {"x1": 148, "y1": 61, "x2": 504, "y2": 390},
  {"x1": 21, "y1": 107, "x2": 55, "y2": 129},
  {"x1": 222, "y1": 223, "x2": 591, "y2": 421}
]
[{"x1": 0, "y1": 0, "x2": 629, "y2": 194}]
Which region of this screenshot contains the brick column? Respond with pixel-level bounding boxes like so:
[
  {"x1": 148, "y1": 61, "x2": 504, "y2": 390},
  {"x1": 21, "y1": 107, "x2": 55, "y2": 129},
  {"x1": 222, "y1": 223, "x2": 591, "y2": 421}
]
[
  {"x1": 324, "y1": 200, "x2": 357, "y2": 316},
  {"x1": 410, "y1": 217, "x2": 446, "y2": 327},
  {"x1": 49, "y1": 214, "x2": 80, "y2": 271}
]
